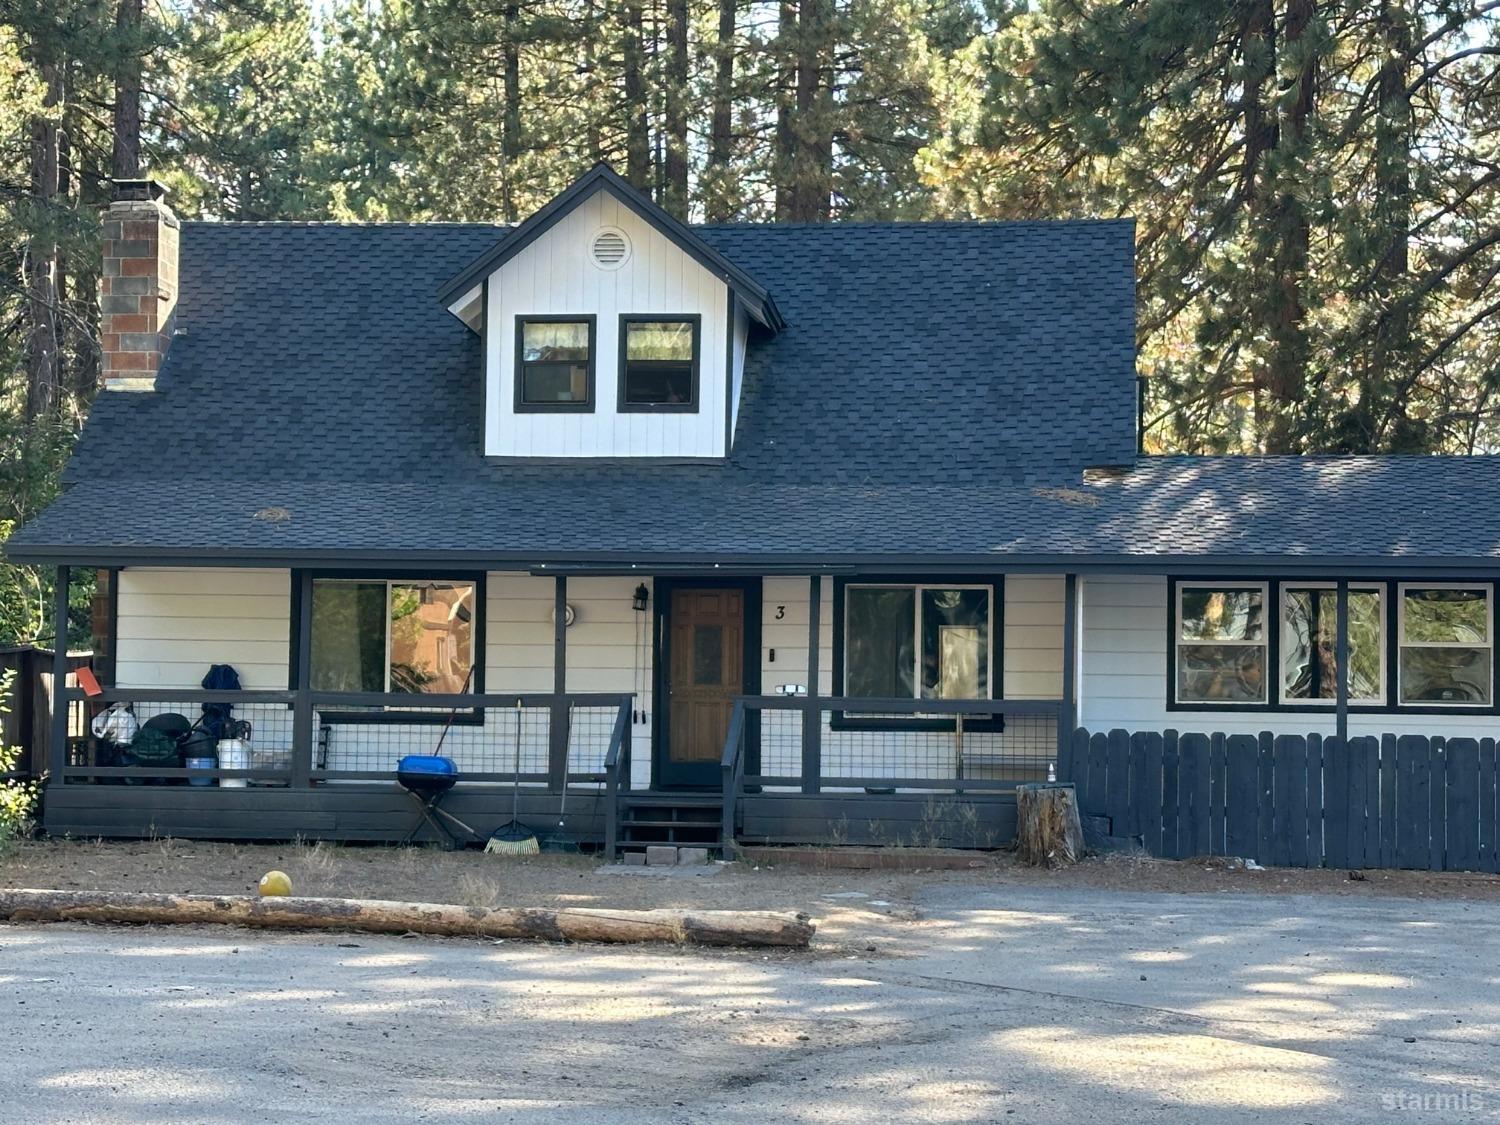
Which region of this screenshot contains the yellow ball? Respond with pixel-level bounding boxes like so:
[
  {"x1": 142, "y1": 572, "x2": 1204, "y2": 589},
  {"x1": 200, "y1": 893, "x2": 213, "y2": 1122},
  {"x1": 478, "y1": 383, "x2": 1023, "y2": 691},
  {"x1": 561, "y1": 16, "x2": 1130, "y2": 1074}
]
[{"x1": 258, "y1": 870, "x2": 292, "y2": 897}]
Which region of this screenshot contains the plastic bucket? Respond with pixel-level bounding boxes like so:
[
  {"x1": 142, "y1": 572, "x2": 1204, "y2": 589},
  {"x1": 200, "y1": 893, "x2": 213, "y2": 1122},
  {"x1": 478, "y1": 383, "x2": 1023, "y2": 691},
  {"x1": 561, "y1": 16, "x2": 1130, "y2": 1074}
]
[
  {"x1": 218, "y1": 739, "x2": 250, "y2": 788},
  {"x1": 185, "y1": 757, "x2": 216, "y2": 786}
]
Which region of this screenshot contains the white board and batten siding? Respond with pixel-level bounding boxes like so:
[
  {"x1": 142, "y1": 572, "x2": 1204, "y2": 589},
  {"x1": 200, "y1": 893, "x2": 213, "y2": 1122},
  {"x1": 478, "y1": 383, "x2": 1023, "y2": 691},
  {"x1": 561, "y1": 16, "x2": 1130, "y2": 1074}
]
[
  {"x1": 1080, "y1": 574, "x2": 1500, "y2": 740},
  {"x1": 484, "y1": 188, "x2": 731, "y2": 459}
]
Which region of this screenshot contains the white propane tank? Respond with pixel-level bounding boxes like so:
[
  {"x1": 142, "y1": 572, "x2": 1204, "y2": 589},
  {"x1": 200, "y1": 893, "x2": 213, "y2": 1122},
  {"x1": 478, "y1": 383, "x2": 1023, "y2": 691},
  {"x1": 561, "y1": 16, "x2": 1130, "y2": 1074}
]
[{"x1": 217, "y1": 721, "x2": 252, "y2": 788}]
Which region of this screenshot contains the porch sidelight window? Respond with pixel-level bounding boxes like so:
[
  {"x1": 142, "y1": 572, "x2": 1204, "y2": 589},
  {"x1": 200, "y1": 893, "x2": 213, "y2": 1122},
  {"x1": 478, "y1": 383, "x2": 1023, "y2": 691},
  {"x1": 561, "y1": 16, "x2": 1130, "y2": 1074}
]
[
  {"x1": 1281, "y1": 584, "x2": 1384, "y2": 704},
  {"x1": 1175, "y1": 583, "x2": 1267, "y2": 704},
  {"x1": 619, "y1": 316, "x2": 699, "y2": 411},
  {"x1": 516, "y1": 318, "x2": 594, "y2": 410},
  {"x1": 843, "y1": 584, "x2": 991, "y2": 700},
  {"x1": 310, "y1": 579, "x2": 476, "y2": 698},
  {"x1": 1398, "y1": 585, "x2": 1493, "y2": 706}
]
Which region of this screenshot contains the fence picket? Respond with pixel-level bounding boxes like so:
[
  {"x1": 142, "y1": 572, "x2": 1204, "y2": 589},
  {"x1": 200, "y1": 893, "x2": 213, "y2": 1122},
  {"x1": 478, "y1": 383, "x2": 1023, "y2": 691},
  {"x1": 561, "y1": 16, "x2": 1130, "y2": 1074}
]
[
  {"x1": 1256, "y1": 731, "x2": 1275, "y2": 865},
  {"x1": 1161, "y1": 730, "x2": 1181, "y2": 860},
  {"x1": 1396, "y1": 736, "x2": 1431, "y2": 870},
  {"x1": 1067, "y1": 728, "x2": 1091, "y2": 808},
  {"x1": 1481, "y1": 739, "x2": 1499, "y2": 874},
  {"x1": 1225, "y1": 735, "x2": 1258, "y2": 859},
  {"x1": 1380, "y1": 734, "x2": 1398, "y2": 869},
  {"x1": 1324, "y1": 737, "x2": 1349, "y2": 869},
  {"x1": 1429, "y1": 737, "x2": 1447, "y2": 873},
  {"x1": 1306, "y1": 733, "x2": 1324, "y2": 867},
  {"x1": 1210, "y1": 733, "x2": 1227, "y2": 856},
  {"x1": 1135, "y1": 732, "x2": 1164, "y2": 855},
  {"x1": 1273, "y1": 736, "x2": 1306, "y2": 868},
  {"x1": 1179, "y1": 733, "x2": 1211, "y2": 857},
  {"x1": 1446, "y1": 738, "x2": 1480, "y2": 872},
  {"x1": 1106, "y1": 730, "x2": 1132, "y2": 836},
  {"x1": 1087, "y1": 732, "x2": 1109, "y2": 820},
  {"x1": 1351, "y1": 737, "x2": 1376, "y2": 870}
]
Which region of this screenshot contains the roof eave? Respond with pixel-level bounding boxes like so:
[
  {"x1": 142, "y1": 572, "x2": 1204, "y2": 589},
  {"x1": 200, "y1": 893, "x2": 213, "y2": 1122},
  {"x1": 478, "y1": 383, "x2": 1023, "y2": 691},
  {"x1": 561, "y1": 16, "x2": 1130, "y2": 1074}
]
[{"x1": 435, "y1": 164, "x2": 783, "y2": 332}]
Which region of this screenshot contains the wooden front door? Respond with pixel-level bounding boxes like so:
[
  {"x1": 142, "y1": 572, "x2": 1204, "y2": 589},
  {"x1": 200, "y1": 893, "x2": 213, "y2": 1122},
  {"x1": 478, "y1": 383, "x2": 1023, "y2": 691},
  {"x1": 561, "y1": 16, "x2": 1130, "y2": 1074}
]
[{"x1": 661, "y1": 586, "x2": 745, "y2": 788}]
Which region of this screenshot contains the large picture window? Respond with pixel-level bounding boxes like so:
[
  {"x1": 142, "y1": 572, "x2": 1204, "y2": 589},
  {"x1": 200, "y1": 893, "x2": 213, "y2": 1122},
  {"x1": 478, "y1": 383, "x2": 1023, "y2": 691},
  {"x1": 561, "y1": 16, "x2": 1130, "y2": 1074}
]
[
  {"x1": 619, "y1": 316, "x2": 699, "y2": 412},
  {"x1": 1281, "y1": 584, "x2": 1384, "y2": 704},
  {"x1": 843, "y1": 584, "x2": 991, "y2": 701},
  {"x1": 1174, "y1": 583, "x2": 1268, "y2": 704},
  {"x1": 516, "y1": 317, "x2": 594, "y2": 410},
  {"x1": 1398, "y1": 585, "x2": 1492, "y2": 706},
  {"x1": 310, "y1": 579, "x2": 477, "y2": 704}
]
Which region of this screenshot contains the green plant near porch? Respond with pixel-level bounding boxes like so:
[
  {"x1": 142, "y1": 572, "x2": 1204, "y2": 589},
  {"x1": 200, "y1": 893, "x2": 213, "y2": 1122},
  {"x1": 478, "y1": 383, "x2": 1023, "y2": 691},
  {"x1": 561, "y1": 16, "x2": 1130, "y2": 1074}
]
[{"x1": 0, "y1": 669, "x2": 38, "y2": 852}]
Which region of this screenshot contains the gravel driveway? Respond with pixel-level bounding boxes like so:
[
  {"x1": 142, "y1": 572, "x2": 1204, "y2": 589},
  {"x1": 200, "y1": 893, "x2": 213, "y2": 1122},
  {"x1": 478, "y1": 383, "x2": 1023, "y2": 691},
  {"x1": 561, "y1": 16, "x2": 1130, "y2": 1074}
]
[{"x1": 4, "y1": 884, "x2": 1497, "y2": 1123}]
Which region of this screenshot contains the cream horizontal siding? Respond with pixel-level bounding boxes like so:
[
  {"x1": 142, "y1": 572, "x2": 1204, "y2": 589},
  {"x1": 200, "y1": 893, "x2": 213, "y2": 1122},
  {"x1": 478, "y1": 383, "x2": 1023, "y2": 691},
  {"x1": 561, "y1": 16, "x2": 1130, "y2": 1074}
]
[
  {"x1": 485, "y1": 188, "x2": 730, "y2": 459},
  {"x1": 115, "y1": 568, "x2": 290, "y2": 690},
  {"x1": 1079, "y1": 574, "x2": 1500, "y2": 741},
  {"x1": 1003, "y1": 575, "x2": 1064, "y2": 700}
]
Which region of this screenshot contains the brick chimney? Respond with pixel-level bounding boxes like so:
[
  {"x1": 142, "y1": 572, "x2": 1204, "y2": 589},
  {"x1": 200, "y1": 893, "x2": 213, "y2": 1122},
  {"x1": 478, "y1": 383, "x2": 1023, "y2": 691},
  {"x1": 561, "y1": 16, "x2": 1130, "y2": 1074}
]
[{"x1": 101, "y1": 179, "x2": 178, "y2": 391}]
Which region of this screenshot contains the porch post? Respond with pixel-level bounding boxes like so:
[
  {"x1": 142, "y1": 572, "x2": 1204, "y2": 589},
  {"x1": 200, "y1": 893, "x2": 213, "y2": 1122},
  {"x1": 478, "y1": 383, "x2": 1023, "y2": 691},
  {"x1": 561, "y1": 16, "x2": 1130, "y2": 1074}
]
[
  {"x1": 802, "y1": 574, "x2": 821, "y2": 794},
  {"x1": 549, "y1": 574, "x2": 569, "y2": 791},
  {"x1": 1060, "y1": 573, "x2": 1078, "y2": 757},
  {"x1": 1334, "y1": 580, "x2": 1349, "y2": 743},
  {"x1": 291, "y1": 570, "x2": 314, "y2": 787},
  {"x1": 47, "y1": 565, "x2": 70, "y2": 783}
]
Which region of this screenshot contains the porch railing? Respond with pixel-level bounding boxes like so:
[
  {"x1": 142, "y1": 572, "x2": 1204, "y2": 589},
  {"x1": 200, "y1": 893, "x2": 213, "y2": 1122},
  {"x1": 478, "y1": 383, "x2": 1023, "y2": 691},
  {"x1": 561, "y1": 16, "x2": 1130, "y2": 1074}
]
[
  {"x1": 720, "y1": 695, "x2": 1064, "y2": 848},
  {"x1": 57, "y1": 687, "x2": 633, "y2": 790}
]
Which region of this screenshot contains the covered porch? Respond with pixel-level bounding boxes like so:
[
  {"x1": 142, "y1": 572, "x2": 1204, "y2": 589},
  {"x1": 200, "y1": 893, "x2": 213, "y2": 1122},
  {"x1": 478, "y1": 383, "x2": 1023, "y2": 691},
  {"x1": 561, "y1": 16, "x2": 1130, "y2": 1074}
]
[{"x1": 41, "y1": 564, "x2": 1080, "y2": 854}]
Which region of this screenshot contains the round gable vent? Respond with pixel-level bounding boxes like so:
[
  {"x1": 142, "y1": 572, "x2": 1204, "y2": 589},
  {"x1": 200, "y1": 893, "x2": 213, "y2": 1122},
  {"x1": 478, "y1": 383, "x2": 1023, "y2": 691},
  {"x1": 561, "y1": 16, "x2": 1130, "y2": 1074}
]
[{"x1": 591, "y1": 228, "x2": 630, "y2": 269}]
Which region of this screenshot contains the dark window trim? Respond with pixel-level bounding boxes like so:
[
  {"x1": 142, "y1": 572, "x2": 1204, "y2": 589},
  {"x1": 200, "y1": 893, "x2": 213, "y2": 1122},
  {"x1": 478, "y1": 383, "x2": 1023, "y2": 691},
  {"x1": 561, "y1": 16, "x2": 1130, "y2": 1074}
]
[
  {"x1": 1166, "y1": 575, "x2": 1500, "y2": 716},
  {"x1": 291, "y1": 569, "x2": 487, "y2": 726},
  {"x1": 617, "y1": 313, "x2": 701, "y2": 414},
  {"x1": 514, "y1": 314, "x2": 596, "y2": 414},
  {"x1": 830, "y1": 574, "x2": 1005, "y2": 732}
]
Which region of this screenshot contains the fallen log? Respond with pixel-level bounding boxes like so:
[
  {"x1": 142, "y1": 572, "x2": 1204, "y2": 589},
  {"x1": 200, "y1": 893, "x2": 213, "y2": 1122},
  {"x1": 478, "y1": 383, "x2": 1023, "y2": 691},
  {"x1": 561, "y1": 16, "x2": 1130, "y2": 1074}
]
[
  {"x1": 0, "y1": 889, "x2": 815, "y2": 948},
  {"x1": 1015, "y1": 782, "x2": 1085, "y2": 867}
]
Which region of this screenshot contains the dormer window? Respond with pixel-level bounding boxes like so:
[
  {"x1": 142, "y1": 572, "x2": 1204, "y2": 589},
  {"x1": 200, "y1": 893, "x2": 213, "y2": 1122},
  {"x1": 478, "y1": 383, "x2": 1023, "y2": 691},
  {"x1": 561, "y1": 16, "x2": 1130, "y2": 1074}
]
[
  {"x1": 516, "y1": 317, "x2": 595, "y2": 412},
  {"x1": 620, "y1": 316, "x2": 699, "y2": 413}
]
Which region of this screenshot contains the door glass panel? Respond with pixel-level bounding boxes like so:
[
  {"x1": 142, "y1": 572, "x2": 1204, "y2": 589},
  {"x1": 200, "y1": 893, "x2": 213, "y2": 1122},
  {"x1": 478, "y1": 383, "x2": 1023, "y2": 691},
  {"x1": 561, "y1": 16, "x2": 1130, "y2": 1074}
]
[{"x1": 692, "y1": 624, "x2": 723, "y2": 685}]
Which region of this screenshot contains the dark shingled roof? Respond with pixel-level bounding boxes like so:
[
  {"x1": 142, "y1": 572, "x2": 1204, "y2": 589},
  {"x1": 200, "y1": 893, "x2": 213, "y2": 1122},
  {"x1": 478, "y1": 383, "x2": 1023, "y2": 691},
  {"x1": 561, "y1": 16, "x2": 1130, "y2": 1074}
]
[{"x1": 12, "y1": 217, "x2": 1500, "y2": 571}]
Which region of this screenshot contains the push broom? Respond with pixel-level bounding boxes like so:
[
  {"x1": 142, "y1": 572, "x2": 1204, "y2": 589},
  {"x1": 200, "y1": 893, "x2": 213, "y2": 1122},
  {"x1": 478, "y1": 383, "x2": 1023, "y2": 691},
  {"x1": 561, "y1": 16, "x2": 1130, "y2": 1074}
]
[{"x1": 485, "y1": 699, "x2": 540, "y2": 856}]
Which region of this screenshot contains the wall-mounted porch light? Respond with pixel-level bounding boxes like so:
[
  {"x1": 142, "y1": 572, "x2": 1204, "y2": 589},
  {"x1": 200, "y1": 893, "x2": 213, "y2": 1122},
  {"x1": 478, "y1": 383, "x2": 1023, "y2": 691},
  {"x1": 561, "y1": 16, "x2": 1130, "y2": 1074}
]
[{"x1": 632, "y1": 583, "x2": 650, "y2": 612}]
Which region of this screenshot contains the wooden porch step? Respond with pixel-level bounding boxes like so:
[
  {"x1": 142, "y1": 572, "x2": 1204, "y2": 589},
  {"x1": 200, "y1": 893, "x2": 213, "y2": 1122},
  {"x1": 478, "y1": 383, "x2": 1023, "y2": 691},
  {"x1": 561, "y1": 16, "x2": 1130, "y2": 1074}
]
[
  {"x1": 619, "y1": 817, "x2": 720, "y2": 829},
  {"x1": 621, "y1": 793, "x2": 721, "y2": 807}
]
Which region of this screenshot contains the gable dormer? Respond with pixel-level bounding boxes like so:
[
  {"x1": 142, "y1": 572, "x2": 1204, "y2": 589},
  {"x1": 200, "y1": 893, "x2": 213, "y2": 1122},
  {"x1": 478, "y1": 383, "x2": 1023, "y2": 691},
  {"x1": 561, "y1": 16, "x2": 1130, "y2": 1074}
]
[{"x1": 439, "y1": 165, "x2": 781, "y2": 459}]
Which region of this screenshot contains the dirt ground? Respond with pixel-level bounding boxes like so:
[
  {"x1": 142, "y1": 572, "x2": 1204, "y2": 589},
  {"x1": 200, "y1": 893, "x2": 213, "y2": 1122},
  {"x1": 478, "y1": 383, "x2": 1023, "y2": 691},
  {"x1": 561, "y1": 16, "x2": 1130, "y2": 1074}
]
[{"x1": 5, "y1": 838, "x2": 1500, "y2": 956}]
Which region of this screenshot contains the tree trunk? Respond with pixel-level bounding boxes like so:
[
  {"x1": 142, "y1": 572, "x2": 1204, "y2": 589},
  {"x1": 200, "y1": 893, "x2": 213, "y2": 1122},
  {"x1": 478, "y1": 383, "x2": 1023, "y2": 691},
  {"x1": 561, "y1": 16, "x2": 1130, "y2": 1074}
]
[
  {"x1": 112, "y1": 0, "x2": 143, "y2": 180},
  {"x1": 1372, "y1": 0, "x2": 1414, "y2": 448},
  {"x1": 774, "y1": 0, "x2": 798, "y2": 220},
  {"x1": 501, "y1": 2, "x2": 522, "y2": 222},
  {"x1": 661, "y1": 0, "x2": 689, "y2": 216},
  {"x1": 788, "y1": 0, "x2": 832, "y2": 221},
  {"x1": 25, "y1": 58, "x2": 62, "y2": 423},
  {"x1": 705, "y1": 0, "x2": 736, "y2": 219},
  {"x1": 1262, "y1": 0, "x2": 1316, "y2": 454},
  {"x1": 1015, "y1": 783, "x2": 1085, "y2": 867},
  {"x1": 0, "y1": 890, "x2": 816, "y2": 948},
  {"x1": 621, "y1": 0, "x2": 651, "y2": 191}
]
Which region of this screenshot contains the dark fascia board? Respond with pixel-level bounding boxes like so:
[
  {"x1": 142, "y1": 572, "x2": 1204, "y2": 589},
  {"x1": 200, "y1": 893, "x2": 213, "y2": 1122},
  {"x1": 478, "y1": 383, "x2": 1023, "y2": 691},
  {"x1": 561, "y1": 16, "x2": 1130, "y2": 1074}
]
[
  {"x1": 436, "y1": 163, "x2": 785, "y2": 332},
  {"x1": 13, "y1": 541, "x2": 1500, "y2": 578}
]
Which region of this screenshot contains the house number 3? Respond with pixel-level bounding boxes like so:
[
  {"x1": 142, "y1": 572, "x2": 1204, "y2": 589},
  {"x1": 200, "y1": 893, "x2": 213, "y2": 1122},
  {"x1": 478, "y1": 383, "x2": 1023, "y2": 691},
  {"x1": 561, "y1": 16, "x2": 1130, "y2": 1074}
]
[{"x1": 775, "y1": 605, "x2": 786, "y2": 619}]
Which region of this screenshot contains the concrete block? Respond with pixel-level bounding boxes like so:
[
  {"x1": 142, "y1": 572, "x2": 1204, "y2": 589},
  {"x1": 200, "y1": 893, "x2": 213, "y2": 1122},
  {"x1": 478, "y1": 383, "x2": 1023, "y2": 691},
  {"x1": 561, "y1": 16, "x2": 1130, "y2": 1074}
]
[
  {"x1": 622, "y1": 850, "x2": 647, "y2": 867},
  {"x1": 645, "y1": 845, "x2": 678, "y2": 867},
  {"x1": 676, "y1": 847, "x2": 710, "y2": 866}
]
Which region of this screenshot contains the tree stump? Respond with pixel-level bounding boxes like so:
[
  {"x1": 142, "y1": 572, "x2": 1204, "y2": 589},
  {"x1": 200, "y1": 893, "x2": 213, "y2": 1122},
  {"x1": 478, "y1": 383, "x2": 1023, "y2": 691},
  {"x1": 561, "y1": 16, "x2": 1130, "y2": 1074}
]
[{"x1": 1015, "y1": 782, "x2": 1085, "y2": 867}]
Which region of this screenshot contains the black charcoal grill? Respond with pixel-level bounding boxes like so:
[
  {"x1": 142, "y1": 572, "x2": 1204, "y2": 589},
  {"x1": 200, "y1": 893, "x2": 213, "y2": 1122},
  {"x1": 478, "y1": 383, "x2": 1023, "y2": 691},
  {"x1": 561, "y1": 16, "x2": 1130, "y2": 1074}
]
[{"x1": 397, "y1": 755, "x2": 480, "y2": 850}]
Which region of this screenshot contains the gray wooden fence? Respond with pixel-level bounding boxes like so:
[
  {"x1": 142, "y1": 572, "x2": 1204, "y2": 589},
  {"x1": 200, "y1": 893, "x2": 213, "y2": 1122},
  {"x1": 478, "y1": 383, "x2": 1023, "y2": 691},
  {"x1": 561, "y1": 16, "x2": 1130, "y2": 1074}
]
[{"x1": 1061, "y1": 728, "x2": 1500, "y2": 873}]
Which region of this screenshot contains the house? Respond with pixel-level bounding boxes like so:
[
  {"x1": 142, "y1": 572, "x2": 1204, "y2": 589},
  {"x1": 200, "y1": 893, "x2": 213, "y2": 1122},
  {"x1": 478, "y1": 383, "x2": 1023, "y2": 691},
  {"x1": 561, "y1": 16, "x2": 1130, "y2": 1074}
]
[{"x1": 11, "y1": 165, "x2": 1500, "y2": 858}]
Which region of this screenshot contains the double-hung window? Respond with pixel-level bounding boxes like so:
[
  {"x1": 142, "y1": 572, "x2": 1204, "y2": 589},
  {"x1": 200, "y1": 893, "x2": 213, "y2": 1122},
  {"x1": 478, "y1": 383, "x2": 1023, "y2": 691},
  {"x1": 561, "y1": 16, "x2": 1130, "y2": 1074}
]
[
  {"x1": 1280, "y1": 583, "x2": 1385, "y2": 704},
  {"x1": 1174, "y1": 583, "x2": 1268, "y2": 704},
  {"x1": 842, "y1": 584, "x2": 992, "y2": 701},
  {"x1": 310, "y1": 579, "x2": 478, "y2": 716},
  {"x1": 516, "y1": 317, "x2": 594, "y2": 411},
  {"x1": 1398, "y1": 584, "x2": 1492, "y2": 706},
  {"x1": 619, "y1": 316, "x2": 699, "y2": 411}
]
